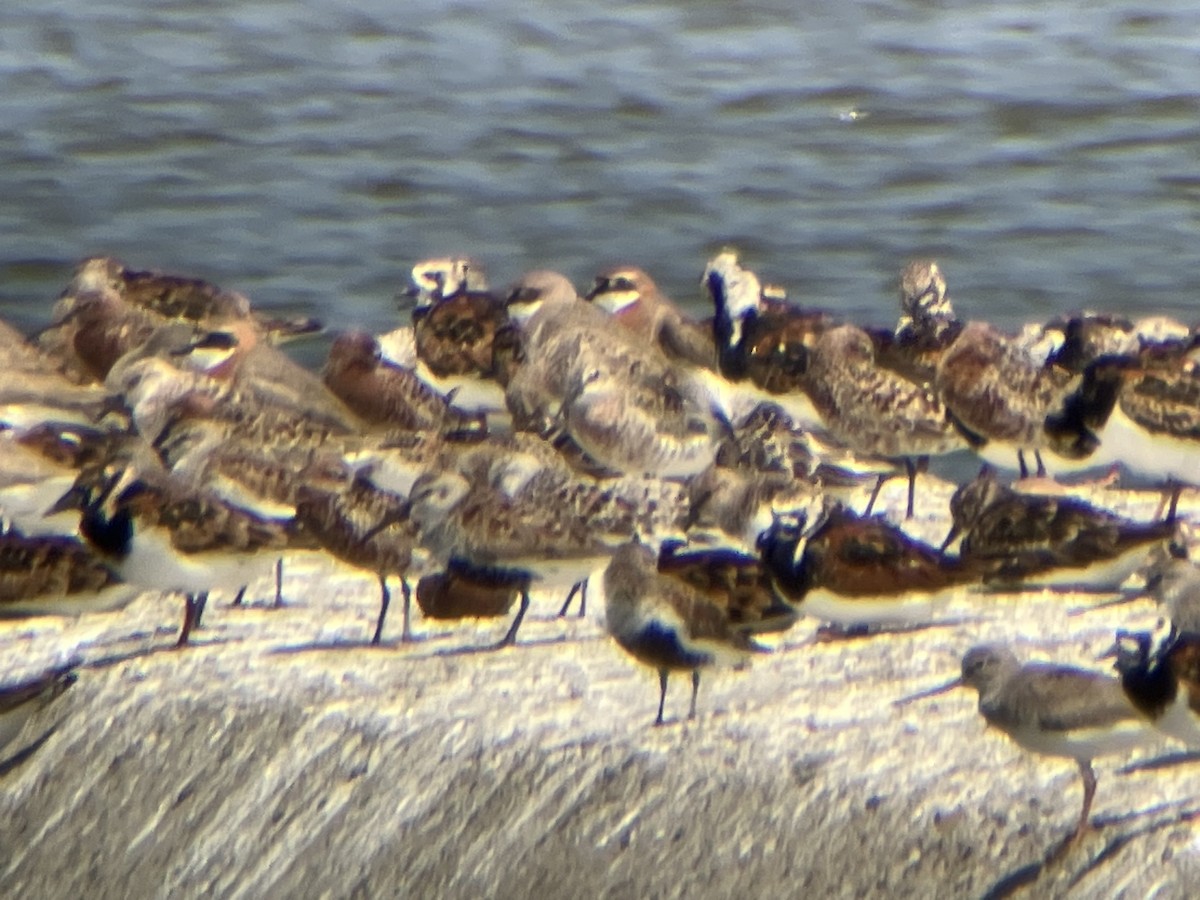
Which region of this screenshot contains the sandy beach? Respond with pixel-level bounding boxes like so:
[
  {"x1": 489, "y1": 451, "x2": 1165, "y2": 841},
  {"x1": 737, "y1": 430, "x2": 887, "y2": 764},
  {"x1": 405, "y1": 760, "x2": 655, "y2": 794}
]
[{"x1": 2, "y1": 476, "x2": 1199, "y2": 899}]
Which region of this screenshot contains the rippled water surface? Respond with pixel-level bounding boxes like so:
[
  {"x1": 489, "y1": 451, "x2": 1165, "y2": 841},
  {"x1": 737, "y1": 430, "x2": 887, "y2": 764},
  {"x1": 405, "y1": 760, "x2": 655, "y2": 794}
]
[{"x1": 2, "y1": 0, "x2": 1199, "y2": 337}]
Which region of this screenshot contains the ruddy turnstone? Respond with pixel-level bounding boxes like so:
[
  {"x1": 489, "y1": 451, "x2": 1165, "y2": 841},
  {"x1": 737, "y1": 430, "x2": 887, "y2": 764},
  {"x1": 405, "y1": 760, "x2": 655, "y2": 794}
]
[
  {"x1": 1048, "y1": 337, "x2": 1200, "y2": 487},
  {"x1": 61, "y1": 460, "x2": 316, "y2": 646},
  {"x1": 960, "y1": 645, "x2": 1160, "y2": 853},
  {"x1": 403, "y1": 256, "x2": 511, "y2": 380},
  {"x1": 943, "y1": 466, "x2": 1176, "y2": 590},
  {"x1": 414, "y1": 564, "x2": 521, "y2": 622},
  {"x1": 586, "y1": 266, "x2": 716, "y2": 369},
  {"x1": 758, "y1": 504, "x2": 982, "y2": 630},
  {"x1": 603, "y1": 540, "x2": 766, "y2": 725},
  {"x1": 702, "y1": 249, "x2": 831, "y2": 427},
  {"x1": 803, "y1": 324, "x2": 967, "y2": 518},
  {"x1": 1109, "y1": 629, "x2": 1200, "y2": 747},
  {"x1": 870, "y1": 259, "x2": 964, "y2": 387}
]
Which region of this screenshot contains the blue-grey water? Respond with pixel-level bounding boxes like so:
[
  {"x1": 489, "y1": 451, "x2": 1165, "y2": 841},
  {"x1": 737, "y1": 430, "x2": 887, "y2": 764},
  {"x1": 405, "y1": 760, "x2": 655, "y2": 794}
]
[{"x1": 2, "y1": 0, "x2": 1199, "y2": 341}]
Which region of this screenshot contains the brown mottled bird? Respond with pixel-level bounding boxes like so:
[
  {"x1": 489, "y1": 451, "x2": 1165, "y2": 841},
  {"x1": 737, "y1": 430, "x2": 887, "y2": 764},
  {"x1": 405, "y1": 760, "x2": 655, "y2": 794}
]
[{"x1": 603, "y1": 540, "x2": 767, "y2": 725}]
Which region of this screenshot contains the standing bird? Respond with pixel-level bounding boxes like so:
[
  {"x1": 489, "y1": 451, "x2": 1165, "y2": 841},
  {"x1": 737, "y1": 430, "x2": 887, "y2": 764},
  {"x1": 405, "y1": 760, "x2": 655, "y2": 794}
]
[
  {"x1": 871, "y1": 259, "x2": 964, "y2": 387},
  {"x1": 293, "y1": 468, "x2": 421, "y2": 644},
  {"x1": 960, "y1": 645, "x2": 1160, "y2": 853},
  {"x1": 404, "y1": 256, "x2": 510, "y2": 380},
  {"x1": 935, "y1": 320, "x2": 1081, "y2": 478},
  {"x1": 803, "y1": 324, "x2": 968, "y2": 518},
  {"x1": 603, "y1": 540, "x2": 765, "y2": 725}
]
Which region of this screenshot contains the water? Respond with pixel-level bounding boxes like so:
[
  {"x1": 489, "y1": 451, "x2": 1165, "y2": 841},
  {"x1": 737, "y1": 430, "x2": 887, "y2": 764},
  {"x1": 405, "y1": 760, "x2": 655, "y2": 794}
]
[{"x1": 2, "y1": 0, "x2": 1199, "y2": 340}]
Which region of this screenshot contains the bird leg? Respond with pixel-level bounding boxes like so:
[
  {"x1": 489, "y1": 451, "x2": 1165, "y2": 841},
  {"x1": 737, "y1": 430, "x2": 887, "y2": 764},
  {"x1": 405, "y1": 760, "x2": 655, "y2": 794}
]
[
  {"x1": 688, "y1": 669, "x2": 701, "y2": 720},
  {"x1": 231, "y1": 586, "x2": 246, "y2": 607},
  {"x1": 655, "y1": 669, "x2": 669, "y2": 726},
  {"x1": 864, "y1": 474, "x2": 887, "y2": 515},
  {"x1": 494, "y1": 589, "x2": 531, "y2": 649},
  {"x1": 273, "y1": 557, "x2": 285, "y2": 608},
  {"x1": 176, "y1": 592, "x2": 208, "y2": 648},
  {"x1": 1074, "y1": 759, "x2": 1097, "y2": 839},
  {"x1": 904, "y1": 457, "x2": 926, "y2": 520},
  {"x1": 557, "y1": 579, "x2": 588, "y2": 618},
  {"x1": 1017, "y1": 450, "x2": 1029, "y2": 480},
  {"x1": 1034, "y1": 450, "x2": 1047, "y2": 478},
  {"x1": 1153, "y1": 480, "x2": 1183, "y2": 522},
  {"x1": 400, "y1": 578, "x2": 412, "y2": 642},
  {"x1": 372, "y1": 574, "x2": 390, "y2": 646}
]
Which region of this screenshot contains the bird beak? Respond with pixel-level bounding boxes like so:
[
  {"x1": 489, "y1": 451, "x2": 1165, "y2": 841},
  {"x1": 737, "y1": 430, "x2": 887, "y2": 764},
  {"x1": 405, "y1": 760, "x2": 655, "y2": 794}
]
[
  {"x1": 46, "y1": 484, "x2": 86, "y2": 516},
  {"x1": 892, "y1": 675, "x2": 962, "y2": 708},
  {"x1": 939, "y1": 523, "x2": 961, "y2": 553}
]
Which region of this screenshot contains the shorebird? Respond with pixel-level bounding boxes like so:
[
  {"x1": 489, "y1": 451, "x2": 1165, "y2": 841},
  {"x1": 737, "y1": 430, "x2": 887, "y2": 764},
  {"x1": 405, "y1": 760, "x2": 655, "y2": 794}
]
[
  {"x1": 712, "y1": 402, "x2": 899, "y2": 501},
  {"x1": 585, "y1": 266, "x2": 716, "y2": 369},
  {"x1": 803, "y1": 324, "x2": 968, "y2": 518},
  {"x1": 402, "y1": 256, "x2": 511, "y2": 380},
  {"x1": 702, "y1": 249, "x2": 831, "y2": 427},
  {"x1": 960, "y1": 645, "x2": 1161, "y2": 852},
  {"x1": 758, "y1": 504, "x2": 981, "y2": 630},
  {"x1": 322, "y1": 330, "x2": 482, "y2": 434},
  {"x1": 0, "y1": 531, "x2": 139, "y2": 618},
  {"x1": 406, "y1": 468, "x2": 614, "y2": 648},
  {"x1": 561, "y1": 363, "x2": 720, "y2": 479},
  {"x1": 943, "y1": 466, "x2": 1177, "y2": 590},
  {"x1": 168, "y1": 322, "x2": 364, "y2": 433},
  {"x1": 935, "y1": 319, "x2": 1082, "y2": 477},
  {"x1": 40, "y1": 287, "x2": 169, "y2": 383},
  {"x1": 503, "y1": 269, "x2": 581, "y2": 331},
  {"x1": 61, "y1": 255, "x2": 320, "y2": 341},
  {"x1": 61, "y1": 459, "x2": 316, "y2": 646},
  {"x1": 0, "y1": 423, "x2": 121, "y2": 536},
  {"x1": 684, "y1": 464, "x2": 821, "y2": 552},
  {"x1": 0, "y1": 665, "x2": 77, "y2": 754},
  {"x1": 294, "y1": 467, "x2": 421, "y2": 644},
  {"x1": 1139, "y1": 543, "x2": 1200, "y2": 635},
  {"x1": 1, "y1": 317, "x2": 109, "y2": 430},
  {"x1": 414, "y1": 565, "x2": 521, "y2": 623},
  {"x1": 1046, "y1": 336, "x2": 1200, "y2": 488},
  {"x1": 406, "y1": 439, "x2": 682, "y2": 646},
  {"x1": 870, "y1": 259, "x2": 964, "y2": 387},
  {"x1": 503, "y1": 272, "x2": 721, "y2": 478},
  {"x1": 657, "y1": 539, "x2": 799, "y2": 635},
  {"x1": 603, "y1": 540, "x2": 766, "y2": 725},
  {"x1": 1109, "y1": 630, "x2": 1200, "y2": 747}
]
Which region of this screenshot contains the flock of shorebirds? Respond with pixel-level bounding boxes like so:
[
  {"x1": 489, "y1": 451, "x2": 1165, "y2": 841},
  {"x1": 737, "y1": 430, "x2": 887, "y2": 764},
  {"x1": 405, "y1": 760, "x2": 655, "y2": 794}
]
[{"x1": 2, "y1": 249, "x2": 1200, "y2": 858}]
